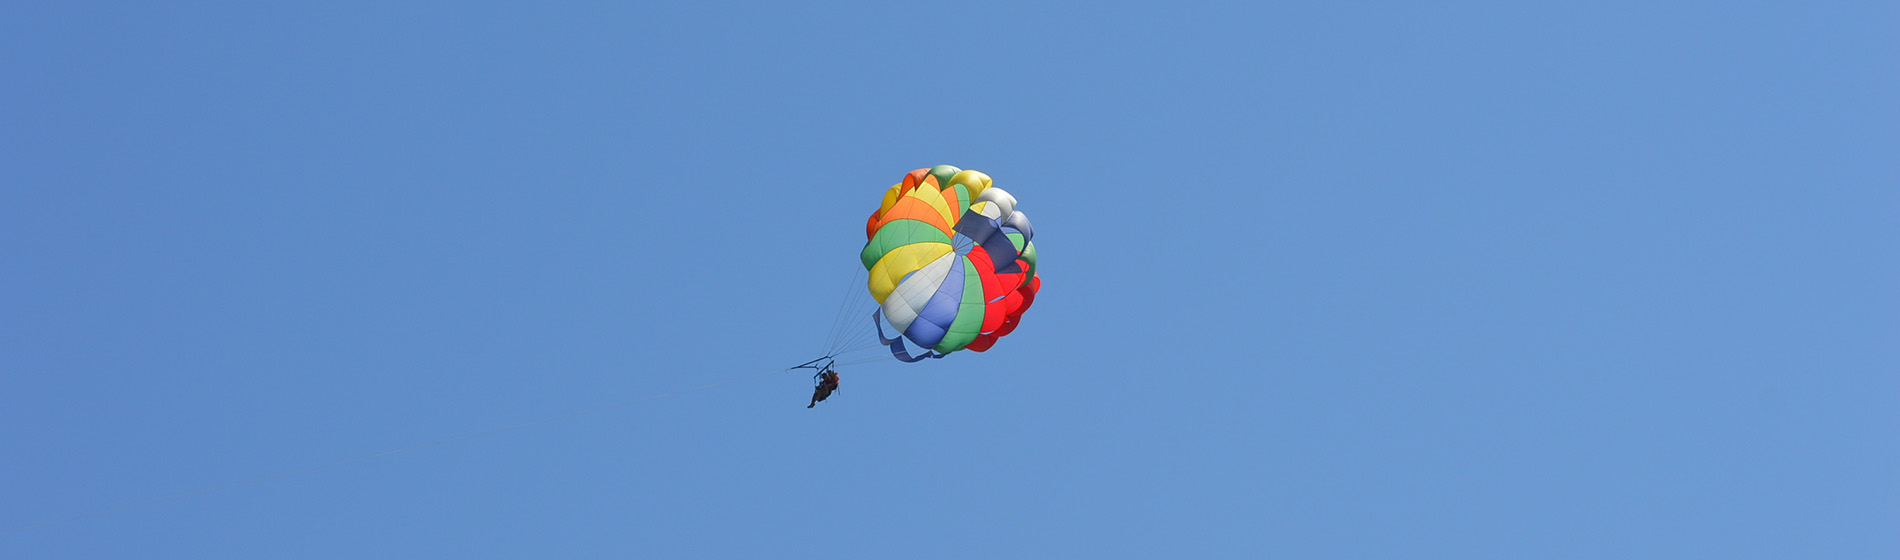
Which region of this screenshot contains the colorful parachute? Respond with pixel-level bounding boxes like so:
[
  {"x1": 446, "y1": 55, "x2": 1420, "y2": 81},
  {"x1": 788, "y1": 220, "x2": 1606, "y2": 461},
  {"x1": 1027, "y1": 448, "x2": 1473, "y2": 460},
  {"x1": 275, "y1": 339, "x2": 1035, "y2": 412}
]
[{"x1": 861, "y1": 165, "x2": 1040, "y2": 361}]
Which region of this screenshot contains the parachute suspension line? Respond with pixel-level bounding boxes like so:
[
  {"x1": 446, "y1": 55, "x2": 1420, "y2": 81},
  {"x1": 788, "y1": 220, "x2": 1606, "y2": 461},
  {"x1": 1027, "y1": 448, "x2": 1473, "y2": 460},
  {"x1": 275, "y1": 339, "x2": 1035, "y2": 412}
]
[
  {"x1": 826, "y1": 267, "x2": 884, "y2": 360},
  {"x1": 849, "y1": 278, "x2": 878, "y2": 345},
  {"x1": 828, "y1": 345, "x2": 881, "y2": 363},
  {"x1": 801, "y1": 264, "x2": 882, "y2": 374},
  {"x1": 836, "y1": 268, "x2": 872, "y2": 354},
  {"x1": 808, "y1": 266, "x2": 906, "y2": 368},
  {"x1": 0, "y1": 368, "x2": 789, "y2": 537},
  {"x1": 839, "y1": 298, "x2": 874, "y2": 354},
  {"x1": 836, "y1": 338, "x2": 880, "y2": 357},
  {"x1": 830, "y1": 324, "x2": 892, "y2": 357},
  {"x1": 842, "y1": 312, "x2": 890, "y2": 353},
  {"x1": 820, "y1": 266, "x2": 864, "y2": 356},
  {"x1": 833, "y1": 297, "x2": 896, "y2": 357},
  {"x1": 830, "y1": 268, "x2": 866, "y2": 352},
  {"x1": 823, "y1": 266, "x2": 879, "y2": 359},
  {"x1": 832, "y1": 352, "x2": 903, "y2": 368},
  {"x1": 834, "y1": 303, "x2": 882, "y2": 355}
]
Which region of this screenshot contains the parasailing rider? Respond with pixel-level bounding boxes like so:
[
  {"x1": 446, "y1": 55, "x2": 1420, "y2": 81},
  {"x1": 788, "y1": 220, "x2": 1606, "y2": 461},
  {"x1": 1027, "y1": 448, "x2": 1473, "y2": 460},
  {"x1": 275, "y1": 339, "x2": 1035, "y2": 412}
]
[{"x1": 808, "y1": 368, "x2": 840, "y2": 408}]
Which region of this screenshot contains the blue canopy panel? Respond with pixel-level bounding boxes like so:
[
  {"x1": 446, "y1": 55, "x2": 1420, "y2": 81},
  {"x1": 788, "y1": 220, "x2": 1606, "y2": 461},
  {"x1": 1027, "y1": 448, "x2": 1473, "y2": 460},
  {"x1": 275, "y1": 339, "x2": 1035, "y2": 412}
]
[{"x1": 873, "y1": 309, "x2": 945, "y2": 362}]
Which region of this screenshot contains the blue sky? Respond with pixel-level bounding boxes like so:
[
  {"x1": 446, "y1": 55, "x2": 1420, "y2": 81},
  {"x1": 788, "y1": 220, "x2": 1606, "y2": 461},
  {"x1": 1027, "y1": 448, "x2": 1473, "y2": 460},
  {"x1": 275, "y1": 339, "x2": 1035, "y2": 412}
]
[{"x1": 3, "y1": 2, "x2": 1894, "y2": 558}]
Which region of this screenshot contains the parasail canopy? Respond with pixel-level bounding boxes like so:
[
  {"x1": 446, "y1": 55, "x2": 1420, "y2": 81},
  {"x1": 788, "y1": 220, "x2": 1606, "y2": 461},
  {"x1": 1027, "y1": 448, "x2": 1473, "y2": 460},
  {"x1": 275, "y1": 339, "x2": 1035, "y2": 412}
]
[{"x1": 860, "y1": 165, "x2": 1040, "y2": 362}]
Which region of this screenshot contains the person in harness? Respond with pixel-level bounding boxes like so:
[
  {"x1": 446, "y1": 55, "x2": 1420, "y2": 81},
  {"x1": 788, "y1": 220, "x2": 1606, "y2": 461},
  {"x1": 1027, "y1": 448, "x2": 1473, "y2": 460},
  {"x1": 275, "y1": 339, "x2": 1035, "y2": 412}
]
[{"x1": 808, "y1": 368, "x2": 840, "y2": 408}]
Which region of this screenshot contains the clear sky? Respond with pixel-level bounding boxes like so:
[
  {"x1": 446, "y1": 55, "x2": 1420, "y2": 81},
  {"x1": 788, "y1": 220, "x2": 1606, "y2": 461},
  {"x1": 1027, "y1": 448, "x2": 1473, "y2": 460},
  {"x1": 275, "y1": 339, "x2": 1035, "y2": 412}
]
[{"x1": 2, "y1": 2, "x2": 1894, "y2": 558}]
